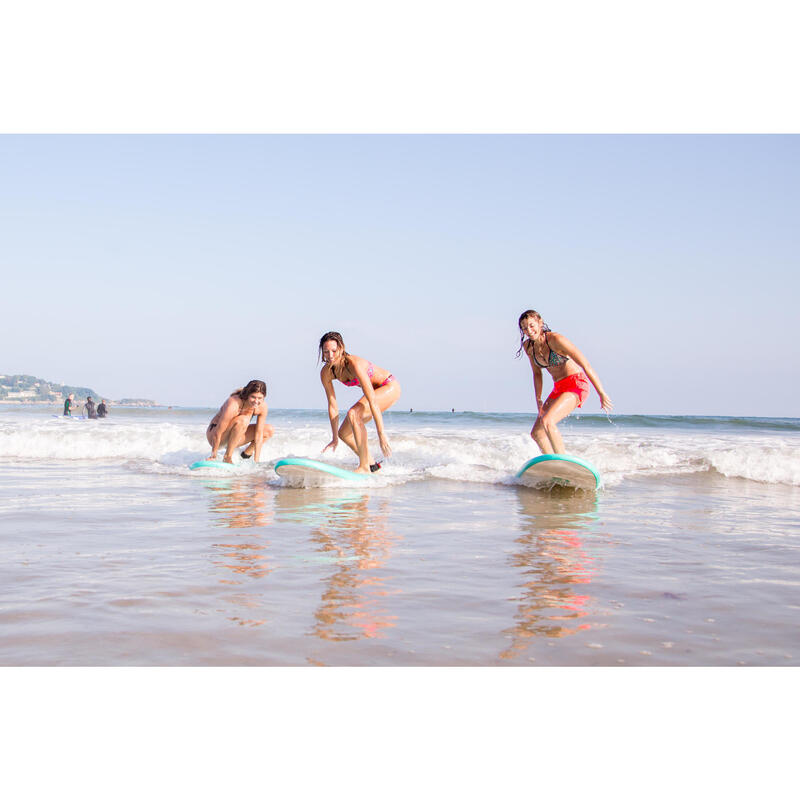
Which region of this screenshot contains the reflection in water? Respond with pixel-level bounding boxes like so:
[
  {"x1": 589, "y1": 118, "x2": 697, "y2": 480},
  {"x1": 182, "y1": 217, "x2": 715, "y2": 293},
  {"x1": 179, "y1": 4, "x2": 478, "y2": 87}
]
[
  {"x1": 501, "y1": 488, "x2": 600, "y2": 660},
  {"x1": 204, "y1": 477, "x2": 275, "y2": 627},
  {"x1": 275, "y1": 488, "x2": 400, "y2": 642},
  {"x1": 204, "y1": 477, "x2": 274, "y2": 530}
]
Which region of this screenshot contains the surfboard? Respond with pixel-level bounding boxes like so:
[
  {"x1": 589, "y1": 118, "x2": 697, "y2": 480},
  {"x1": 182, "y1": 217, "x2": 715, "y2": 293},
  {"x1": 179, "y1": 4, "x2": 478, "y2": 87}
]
[
  {"x1": 274, "y1": 457, "x2": 369, "y2": 484},
  {"x1": 189, "y1": 459, "x2": 237, "y2": 470},
  {"x1": 516, "y1": 454, "x2": 601, "y2": 491}
]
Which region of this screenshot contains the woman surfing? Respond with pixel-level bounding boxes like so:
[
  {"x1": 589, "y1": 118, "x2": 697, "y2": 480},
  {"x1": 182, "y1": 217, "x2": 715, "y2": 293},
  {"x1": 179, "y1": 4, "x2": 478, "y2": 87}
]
[
  {"x1": 517, "y1": 310, "x2": 612, "y2": 455},
  {"x1": 319, "y1": 332, "x2": 401, "y2": 474},
  {"x1": 206, "y1": 379, "x2": 274, "y2": 463}
]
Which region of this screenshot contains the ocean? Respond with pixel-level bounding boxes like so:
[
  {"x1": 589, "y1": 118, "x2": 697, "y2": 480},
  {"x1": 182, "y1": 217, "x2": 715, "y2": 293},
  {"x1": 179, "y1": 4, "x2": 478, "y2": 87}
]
[{"x1": 1, "y1": 403, "x2": 798, "y2": 665}]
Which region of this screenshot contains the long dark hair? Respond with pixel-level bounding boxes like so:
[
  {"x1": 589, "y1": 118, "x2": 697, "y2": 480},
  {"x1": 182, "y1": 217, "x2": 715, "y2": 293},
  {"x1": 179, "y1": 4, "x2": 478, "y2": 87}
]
[
  {"x1": 232, "y1": 379, "x2": 267, "y2": 400},
  {"x1": 516, "y1": 309, "x2": 551, "y2": 358},
  {"x1": 318, "y1": 331, "x2": 350, "y2": 380}
]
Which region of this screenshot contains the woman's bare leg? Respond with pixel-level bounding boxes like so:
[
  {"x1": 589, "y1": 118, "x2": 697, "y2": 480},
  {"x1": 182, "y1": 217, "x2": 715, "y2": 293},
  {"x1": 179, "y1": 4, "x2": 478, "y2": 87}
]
[
  {"x1": 337, "y1": 382, "x2": 401, "y2": 471},
  {"x1": 220, "y1": 416, "x2": 250, "y2": 462},
  {"x1": 207, "y1": 419, "x2": 240, "y2": 458},
  {"x1": 348, "y1": 405, "x2": 371, "y2": 471},
  {"x1": 241, "y1": 424, "x2": 275, "y2": 459},
  {"x1": 531, "y1": 392, "x2": 579, "y2": 454}
]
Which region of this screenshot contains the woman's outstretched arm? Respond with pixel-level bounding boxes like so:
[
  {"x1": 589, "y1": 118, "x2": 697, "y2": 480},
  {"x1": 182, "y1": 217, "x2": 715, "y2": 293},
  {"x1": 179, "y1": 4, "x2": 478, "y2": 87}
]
[
  {"x1": 547, "y1": 333, "x2": 613, "y2": 411},
  {"x1": 320, "y1": 366, "x2": 340, "y2": 452}
]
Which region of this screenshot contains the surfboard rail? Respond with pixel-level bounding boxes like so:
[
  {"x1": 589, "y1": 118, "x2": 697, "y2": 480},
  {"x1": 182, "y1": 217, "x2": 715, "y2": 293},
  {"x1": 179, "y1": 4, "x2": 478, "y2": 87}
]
[
  {"x1": 274, "y1": 457, "x2": 369, "y2": 481},
  {"x1": 190, "y1": 459, "x2": 237, "y2": 470}
]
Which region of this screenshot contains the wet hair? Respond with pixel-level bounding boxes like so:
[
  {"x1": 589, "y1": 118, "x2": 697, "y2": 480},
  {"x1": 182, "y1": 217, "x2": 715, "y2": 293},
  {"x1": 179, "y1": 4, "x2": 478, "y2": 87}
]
[
  {"x1": 232, "y1": 379, "x2": 267, "y2": 400},
  {"x1": 516, "y1": 309, "x2": 551, "y2": 358},
  {"x1": 318, "y1": 331, "x2": 350, "y2": 379}
]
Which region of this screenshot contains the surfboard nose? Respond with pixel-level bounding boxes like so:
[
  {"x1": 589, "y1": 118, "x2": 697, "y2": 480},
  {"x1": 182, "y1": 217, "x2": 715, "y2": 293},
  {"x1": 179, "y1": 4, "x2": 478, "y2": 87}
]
[{"x1": 516, "y1": 454, "x2": 600, "y2": 491}]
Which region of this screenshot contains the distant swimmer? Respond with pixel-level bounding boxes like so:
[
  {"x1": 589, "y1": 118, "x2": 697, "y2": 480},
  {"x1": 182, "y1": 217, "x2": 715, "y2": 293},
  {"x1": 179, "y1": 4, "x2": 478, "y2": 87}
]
[
  {"x1": 517, "y1": 309, "x2": 612, "y2": 455},
  {"x1": 97, "y1": 400, "x2": 108, "y2": 418},
  {"x1": 319, "y1": 331, "x2": 401, "y2": 474},
  {"x1": 85, "y1": 396, "x2": 98, "y2": 419},
  {"x1": 206, "y1": 379, "x2": 274, "y2": 463},
  {"x1": 63, "y1": 393, "x2": 75, "y2": 416}
]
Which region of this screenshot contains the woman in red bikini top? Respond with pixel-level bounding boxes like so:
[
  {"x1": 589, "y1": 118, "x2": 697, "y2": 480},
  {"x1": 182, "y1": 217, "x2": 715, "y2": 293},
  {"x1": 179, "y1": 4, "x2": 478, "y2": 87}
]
[
  {"x1": 319, "y1": 331, "x2": 402, "y2": 474},
  {"x1": 517, "y1": 309, "x2": 612, "y2": 456}
]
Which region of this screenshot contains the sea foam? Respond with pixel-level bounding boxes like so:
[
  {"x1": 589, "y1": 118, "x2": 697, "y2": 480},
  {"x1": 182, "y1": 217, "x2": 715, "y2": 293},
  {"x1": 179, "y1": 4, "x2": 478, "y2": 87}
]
[{"x1": 1, "y1": 413, "x2": 799, "y2": 487}]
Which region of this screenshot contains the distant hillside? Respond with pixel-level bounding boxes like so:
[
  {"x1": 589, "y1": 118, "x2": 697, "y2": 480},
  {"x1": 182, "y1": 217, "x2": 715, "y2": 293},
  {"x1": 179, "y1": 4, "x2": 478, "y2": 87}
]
[
  {"x1": 0, "y1": 374, "x2": 155, "y2": 405},
  {"x1": 0, "y1": 374, "x2": 99, "y2": 402},
  {"x1": 118, "y1": 399, "x2": 158, "y2": 407}
]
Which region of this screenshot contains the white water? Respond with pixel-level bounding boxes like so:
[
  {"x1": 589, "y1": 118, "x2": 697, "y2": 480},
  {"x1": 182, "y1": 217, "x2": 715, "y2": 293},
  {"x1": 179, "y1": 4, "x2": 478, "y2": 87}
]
[{"x1": 1, "y1": 409, "x2": 799, "y2": 487}]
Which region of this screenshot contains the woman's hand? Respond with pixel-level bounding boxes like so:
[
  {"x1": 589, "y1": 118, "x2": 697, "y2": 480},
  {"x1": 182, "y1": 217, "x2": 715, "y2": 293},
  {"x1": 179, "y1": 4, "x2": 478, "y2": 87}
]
[
  {"x1": 323, "y1": 439, "x2": 338, "y2": 454},
  {"x1": 378, "y1": 434, "x2": 392, "y2": 458},
  {"x1": 599, "y1": 392, "x2": 613, "y2": 412}
]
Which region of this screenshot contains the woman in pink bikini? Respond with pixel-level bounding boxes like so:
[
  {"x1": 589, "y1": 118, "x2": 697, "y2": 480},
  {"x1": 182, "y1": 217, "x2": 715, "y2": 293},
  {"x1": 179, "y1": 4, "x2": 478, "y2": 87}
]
[
  {"x1": 517, "y1": 310, "x2": 612, "y2": 455},
  {"x1": 319, "y1": 331, "x2": 401, "y2": 474}
]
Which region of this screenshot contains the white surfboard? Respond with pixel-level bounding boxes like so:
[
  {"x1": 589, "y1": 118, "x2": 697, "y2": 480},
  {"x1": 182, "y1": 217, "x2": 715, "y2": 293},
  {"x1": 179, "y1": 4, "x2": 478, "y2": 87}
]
[
  {"x1": 516, "y1": 454, "x2": 601, "y2": 491},
  {"x1": 274, "y1": 457, "x2": 370, "y2": 485}
]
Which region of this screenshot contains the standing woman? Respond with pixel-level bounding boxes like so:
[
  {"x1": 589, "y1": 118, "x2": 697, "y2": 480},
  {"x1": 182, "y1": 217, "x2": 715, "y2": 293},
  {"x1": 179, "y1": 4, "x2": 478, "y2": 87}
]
[
  {"x1": 319, "y1": 332, "x2": 401, "y2": 473},
  {"x1": 206, "y1": 379, "x2": 274, "y2": 463},
  {"x1": 517, "y1": 310, "x2": 612, "y2": 455}
]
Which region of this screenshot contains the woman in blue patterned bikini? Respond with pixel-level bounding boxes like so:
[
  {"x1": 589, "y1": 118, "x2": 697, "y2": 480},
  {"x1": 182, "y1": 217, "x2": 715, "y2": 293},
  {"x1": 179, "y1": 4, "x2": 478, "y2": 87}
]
[
  {"x1": 319, "y1": 331, "x2": 401, "y2": 474},
  {"x1": 517, "y1": 310, "x2": 612, "y2": 455}
]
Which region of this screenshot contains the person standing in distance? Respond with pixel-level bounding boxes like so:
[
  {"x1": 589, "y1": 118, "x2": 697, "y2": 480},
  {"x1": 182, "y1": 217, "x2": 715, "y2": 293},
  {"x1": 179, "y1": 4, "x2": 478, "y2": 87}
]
[{"x1": 63, "y1": 393, "x2": 76, "y2": 416}]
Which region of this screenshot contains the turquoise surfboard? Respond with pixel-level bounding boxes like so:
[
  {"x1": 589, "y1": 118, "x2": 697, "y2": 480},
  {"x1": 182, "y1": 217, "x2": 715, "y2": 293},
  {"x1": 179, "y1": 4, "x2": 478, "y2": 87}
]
[
  {"x1": 516, "y1": 454, "x2": 601, "y2": 491},
  {"x1": 274, "y1": 457, "x2": 369, "y2": 483},
  {"x1": 190, "y1": 459, "x2": 237, "y2": 470}
]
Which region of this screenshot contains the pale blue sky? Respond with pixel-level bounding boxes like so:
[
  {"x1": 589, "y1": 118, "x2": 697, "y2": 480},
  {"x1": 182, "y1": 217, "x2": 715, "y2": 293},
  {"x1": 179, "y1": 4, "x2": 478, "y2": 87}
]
[{"x1": 1, "y1": 135, "x2": 797, "y2": 415}]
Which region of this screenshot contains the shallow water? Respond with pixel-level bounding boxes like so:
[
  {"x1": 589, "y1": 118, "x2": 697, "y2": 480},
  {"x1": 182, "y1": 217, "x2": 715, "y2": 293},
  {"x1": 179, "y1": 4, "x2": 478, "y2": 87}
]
[{"x1": 2, "y1": 409, "x2": 799, "y2": 665}]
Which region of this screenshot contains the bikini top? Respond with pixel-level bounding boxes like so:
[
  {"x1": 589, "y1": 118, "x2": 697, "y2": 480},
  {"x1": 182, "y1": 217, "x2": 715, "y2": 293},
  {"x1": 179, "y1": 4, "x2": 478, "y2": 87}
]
[
  {"x1": 336, "y1": 362, "x2": 374, "y2": 387},
  {"x1": 531, "y1": 333, "x2": 569, "y2": 369}
]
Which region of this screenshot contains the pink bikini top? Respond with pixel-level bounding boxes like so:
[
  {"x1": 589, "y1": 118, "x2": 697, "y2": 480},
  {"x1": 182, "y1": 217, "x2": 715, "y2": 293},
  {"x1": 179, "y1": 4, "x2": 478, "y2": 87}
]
[{"x1": 339, "y1": 363, "x2": 374, "y2": 387}]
